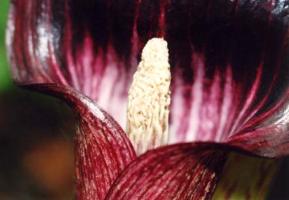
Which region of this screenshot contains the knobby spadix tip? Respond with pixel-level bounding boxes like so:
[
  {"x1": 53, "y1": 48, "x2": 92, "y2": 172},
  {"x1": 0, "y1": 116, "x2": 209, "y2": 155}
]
[{"x1": 127, "y1": 38, "x2": 171, "y2": 155}]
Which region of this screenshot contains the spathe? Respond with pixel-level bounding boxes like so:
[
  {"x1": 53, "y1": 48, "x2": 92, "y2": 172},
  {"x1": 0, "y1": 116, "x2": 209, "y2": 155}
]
[{"x1": 7, "y1": 0, "x2": 289, "y2": 199}]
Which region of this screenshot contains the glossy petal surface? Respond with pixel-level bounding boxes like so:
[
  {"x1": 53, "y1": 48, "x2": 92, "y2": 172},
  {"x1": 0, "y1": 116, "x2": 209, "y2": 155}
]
[
  {"x1": 7, "y1": 0, "x2": 289, "y2": 145},
  {"x1": 106, "y1": 143, "x2": 227, "y2": 200},
  {"x1": 24, "y1": 83, "x2": 231, "y2": 200},
  {"x1": 7, "y1": 1, "x2": 289, "y2": 199},
  {"x1": 24, "y1": 84, "x2": 136, "y2": 200}
]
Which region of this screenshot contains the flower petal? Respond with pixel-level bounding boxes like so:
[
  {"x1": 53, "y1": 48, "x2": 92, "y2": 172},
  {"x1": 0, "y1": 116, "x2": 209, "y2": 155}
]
[
  {"x1": 166, "y1": 0, "x2": 289, "y2": 143},
  {"x1": 23, "y1": 83, "x2": 137, "y2": 200},
  {"x1": 229, "y1": 124, "x2": 289, "y2": 158},
  {"x1": 105, "y1": 143, "x2": 227, "y2": 200},
  {"x1": 7, "y1": 0, "x2": 289, "y2": 144}
]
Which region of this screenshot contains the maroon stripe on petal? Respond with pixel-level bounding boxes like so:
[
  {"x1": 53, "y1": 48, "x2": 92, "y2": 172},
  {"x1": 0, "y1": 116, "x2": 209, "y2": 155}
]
[
  {"x1": 167, "y1": 0, "x2": 289, "y2": 143},
  {"x1": 8, "y1": 0, "x2": 289, "y2": 145},
  {"x1": 227, "y1": 94, "x2": 289, "y2": 158},
  {"x1": 105, "y1": 143, "x2": 227, "y2": 200},
  {"x1": 229, "y1": 123, "x2": 289, "y2": 158},
  {"x1": 23, "y1": 84, "x2": 137, "y2": 200}
]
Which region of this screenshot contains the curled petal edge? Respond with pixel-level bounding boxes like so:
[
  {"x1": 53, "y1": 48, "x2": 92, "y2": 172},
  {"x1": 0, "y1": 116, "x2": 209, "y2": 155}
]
[
  {"x1": 105, "y1": 142, "x2": 279, "y2": 200},
  {"x1": 20, "y1": 83, "x2": 286, "y2": 200},
  {"x1": 22, "y1": 83, "x2": 137, "y2": 200},
  {"x1": 105, "y1": 142, "x2": 228, "y2": 200}
]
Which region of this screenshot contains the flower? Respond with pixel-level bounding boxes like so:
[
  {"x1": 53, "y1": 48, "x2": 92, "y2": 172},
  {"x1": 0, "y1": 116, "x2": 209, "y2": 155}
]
[{"x1": 6, "y1": 0, "x2": 289, "y2": 199}]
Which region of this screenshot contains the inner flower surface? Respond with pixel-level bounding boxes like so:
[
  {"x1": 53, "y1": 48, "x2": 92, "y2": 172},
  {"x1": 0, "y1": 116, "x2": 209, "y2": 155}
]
[
  {"x1": 6, "y1": 1, "x2": 289, "y2": 199},
  {"x1": 7, "y1": 0, "x2": 289, "y2": 148}
]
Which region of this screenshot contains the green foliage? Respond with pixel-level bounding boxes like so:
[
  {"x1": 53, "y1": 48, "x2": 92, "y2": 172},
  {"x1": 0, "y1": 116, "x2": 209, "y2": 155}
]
[
  {"x1": 213, "y1": 153, "x2": 278, "y2": 200},
  {"x1": 0, "y1": 0, "x2": 12, "y2": 91}
]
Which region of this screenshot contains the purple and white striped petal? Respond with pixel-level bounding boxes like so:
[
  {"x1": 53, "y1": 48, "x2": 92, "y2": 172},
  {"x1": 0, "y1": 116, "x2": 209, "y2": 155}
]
[{"x1": 7, "y1": 0, "x2": 289, "y2": 145}]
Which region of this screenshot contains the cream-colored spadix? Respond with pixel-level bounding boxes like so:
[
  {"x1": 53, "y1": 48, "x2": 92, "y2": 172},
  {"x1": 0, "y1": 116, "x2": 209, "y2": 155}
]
[{"x1": 127, "y1": 38, "x2": 171, "y2": 155}]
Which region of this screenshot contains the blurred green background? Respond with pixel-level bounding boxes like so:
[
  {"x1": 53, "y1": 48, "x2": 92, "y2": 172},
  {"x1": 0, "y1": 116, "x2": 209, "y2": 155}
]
[{"x1": 0, "y1": 0, "x2": 11, "y2": 91}]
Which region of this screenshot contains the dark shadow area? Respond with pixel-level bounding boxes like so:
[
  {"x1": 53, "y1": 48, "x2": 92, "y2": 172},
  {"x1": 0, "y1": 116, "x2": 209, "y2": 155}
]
[
  {"x1": 267, "y1": 158, "x2": 289, "y2": 200},
  {"x1": 0, "y1": 86, "x2": 75, "y2": 200}
]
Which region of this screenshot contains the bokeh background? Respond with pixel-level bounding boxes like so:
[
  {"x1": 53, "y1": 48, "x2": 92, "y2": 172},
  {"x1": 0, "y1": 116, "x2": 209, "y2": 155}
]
[{"x1": 1, "y1": 1, "x2": 289, "y2": 199}]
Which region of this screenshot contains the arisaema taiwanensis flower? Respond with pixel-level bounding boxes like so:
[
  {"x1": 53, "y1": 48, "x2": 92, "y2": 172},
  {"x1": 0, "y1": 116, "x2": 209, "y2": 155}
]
[{"x1": 6, "y1": 0, "x2": 289, "y2": 199}]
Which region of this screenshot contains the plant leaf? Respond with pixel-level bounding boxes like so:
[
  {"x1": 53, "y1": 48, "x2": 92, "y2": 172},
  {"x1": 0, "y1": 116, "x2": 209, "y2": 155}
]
[{"x1": 24, "y1": 83, "x2": 137, "y2": 200}]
